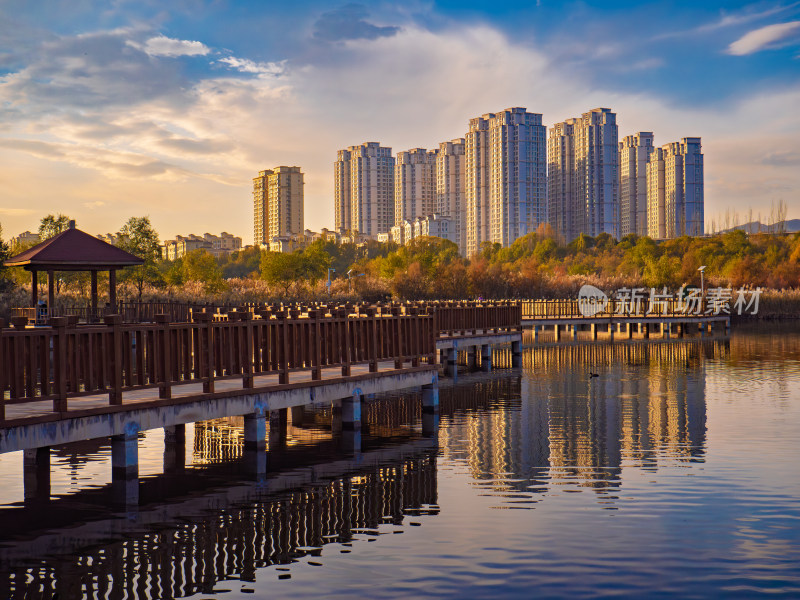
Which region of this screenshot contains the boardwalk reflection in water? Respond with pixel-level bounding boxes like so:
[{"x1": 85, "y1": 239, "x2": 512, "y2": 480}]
[
  {"x1": 0, "y1": 440, "x2": 439, "y2": 599},
  {"x1": 0, "y1": 336, "x2": 755, "y2": 599}
]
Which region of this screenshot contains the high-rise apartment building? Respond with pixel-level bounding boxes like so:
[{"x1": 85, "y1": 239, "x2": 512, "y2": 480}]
[
  {"x1": 646, "y1": 138, "x2": 704, "y2": 238},
  {"x1": 334, "y1": 142, "x2": 395, "y2": 237},
  {"x1": 253, "y1": 166, "x2": 304, "y2": 247},
  {"x1": 464, "y1": 107, "x2": 546, "y2": 256},
  {"x1": 436, "y1": 138, "x2": 466, "y2": 253},
  {"x1": 395, "y1": 148, "x2": 438, "y2": 225},
  {"x1": 619, "y1": 132, "x2": 654, "y2": 238},
  {"x1": 548, "y1": 108, "x2": 619, "y2": 241}
]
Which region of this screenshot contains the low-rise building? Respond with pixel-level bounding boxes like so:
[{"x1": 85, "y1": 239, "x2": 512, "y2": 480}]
[
  {"x1": 162, "y1": 232, "x2": 243, "y2": 260},
  {"x1": 10, "y1": 231, "x2": 40, "y2": 250}
]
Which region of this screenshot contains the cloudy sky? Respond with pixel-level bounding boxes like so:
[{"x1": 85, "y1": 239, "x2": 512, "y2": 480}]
[{"x1": 1, "y1": 0, "x2": 799, "y2": 242}]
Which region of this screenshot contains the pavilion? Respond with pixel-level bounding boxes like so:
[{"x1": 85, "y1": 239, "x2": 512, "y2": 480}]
[{"x1": 3, "y1": 221, "x2": 144, "y2": 321}]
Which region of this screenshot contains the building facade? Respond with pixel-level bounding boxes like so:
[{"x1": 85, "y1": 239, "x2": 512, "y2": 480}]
[
  {"x1": 619, "y1": 132, "x2": 654, "y2": 238},
  {"x1": 548, "y1": 108, "x2": 619, "y2": 241},
  {"x1": 253, "y1": 166, "x2": 304, "y2": 247},
  {"x1": 464, "y1": 107, "x2": 546, "y2": 256},
  {"x1": 395, "y1": 148, "x2": 438, "y2": 226},
  {"x1": 436, "y1": 138, "x2": 466, "y2": 254},
  {"x1": 162, "y1": 232, "x2": 243, "y2": 260},
  {"x1": 334, "y1": 142, "x2": 395, "y2": 237},
  {"x1": 647, "y1": 138, "x2": 704, "y2": 238}
]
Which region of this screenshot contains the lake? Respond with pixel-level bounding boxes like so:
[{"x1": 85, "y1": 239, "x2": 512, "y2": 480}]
[{"x1": 1, "y1": 323, "x2": 798, "y2": 598}]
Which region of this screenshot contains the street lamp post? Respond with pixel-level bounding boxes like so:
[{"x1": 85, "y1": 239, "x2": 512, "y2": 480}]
[
  {"x1": 347, "y1": 269, "x2": 364, "y2": 293},
  {"x1": 327, "y1": 268, "x2": 335, "y2": 295},
  {"x1": 698, "y1": 265, "x2": 706, "y2": 311}
]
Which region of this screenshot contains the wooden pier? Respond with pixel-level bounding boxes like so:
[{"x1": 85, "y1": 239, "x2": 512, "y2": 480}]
[
  {"x1": 521, "y1": 299, "x2": 730, "y2": 342},
  {"x1": 0, "y1": 302, "x2": 521, "y2": 505}
]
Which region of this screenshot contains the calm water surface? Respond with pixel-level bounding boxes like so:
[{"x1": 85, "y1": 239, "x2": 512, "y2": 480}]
[{"x1": 1, "y1": 324, "x2": 799, "y2": 598}]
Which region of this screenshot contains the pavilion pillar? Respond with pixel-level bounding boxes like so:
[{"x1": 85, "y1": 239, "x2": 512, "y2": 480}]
[
  {"x1": 47, "y1": 270, "x2": 55, "y2": 314},
  {"x1": 91, "y1": 270, "x2": 98, "y2": 323},
  {"x1": 109, "y1": 270, "x2": 117, "y2": 312},
  {"x1": 31, "y1": 271, "x2": 38, "y2": 307}
]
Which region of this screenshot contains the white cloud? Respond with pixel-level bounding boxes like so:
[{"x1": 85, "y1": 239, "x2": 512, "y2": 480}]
[
  {"x1": 727, "y1": 20, "x2": 800, "y2": 55},
  {"x1": 217, "y1": 56, "x2": 285, "y2": 76},
  {"x1": 128, "y1": 35, "x2": 210, "y2": 58},
  {"x1": 1, "y1": 22, "x2": 799, "y2": 240}
]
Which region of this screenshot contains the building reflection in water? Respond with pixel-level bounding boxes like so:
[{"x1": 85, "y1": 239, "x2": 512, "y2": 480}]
[
  {"x1": 440, "y1": 340, "x2": 726, "y2": 504},
  {"x1": 0, "y1": 338, "x2": 729, "y2": 598}
]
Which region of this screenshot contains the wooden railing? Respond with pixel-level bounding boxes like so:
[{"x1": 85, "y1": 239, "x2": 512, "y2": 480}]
[
  {"x1": 0, "y1": 309, "x2": 435, "y2": 424},
  {"x1": 521, "y1": 298, "x2": 709, "y2": 320}
]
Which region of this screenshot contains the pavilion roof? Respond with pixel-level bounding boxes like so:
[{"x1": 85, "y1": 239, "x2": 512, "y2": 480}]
[{"x1": 4, "y1": 226, "x2": 144, "y2": 271}]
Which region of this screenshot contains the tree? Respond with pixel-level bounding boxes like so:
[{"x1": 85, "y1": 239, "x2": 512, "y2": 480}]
[
  {"x1": 0, "y1": 223, "x2": 14, "y2": 293},
  {"x1": 39, "y1": 214, "x2": 73, "y2": 240},
  {"x1": 260, "y1": 251, "x2": 307, "y2": 296},
  {"x1": 116, "y1": 216, "x2": 163, "y2": 301},
  {"x1": 182, "y1": 249, "x2": 226, "y2": 293}
]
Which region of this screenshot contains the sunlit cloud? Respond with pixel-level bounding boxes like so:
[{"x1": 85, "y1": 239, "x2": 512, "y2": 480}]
[
  {"x1": 127, "y1": 35, "x2": 210, "y2": 58},
  {"x1": 727, "y1": 20, "x2": 800, "y2": 55},
  {"x1": 217, "y1": 56, "x2": 286, "y2": 77}
]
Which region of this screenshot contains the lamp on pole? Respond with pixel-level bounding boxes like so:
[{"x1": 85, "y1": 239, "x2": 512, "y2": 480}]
[
  {"x1": 326, "y1": 268, "x2": 335, "y2": 294},
  {"x1": 698, "y1": 265, "x2": 706, "y2": 312},
  {"x1": 347, "y1": 269, "x2": 364, "y2": 293}
]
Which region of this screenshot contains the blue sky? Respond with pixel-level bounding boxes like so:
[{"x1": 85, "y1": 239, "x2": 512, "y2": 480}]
[{"x1": 1, "y1": 0, "x2": 799, "y2": 240}]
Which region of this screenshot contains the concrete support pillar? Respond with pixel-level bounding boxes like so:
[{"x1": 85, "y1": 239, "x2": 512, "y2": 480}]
[
  {"x1": 678, "y1": 323, "x2": 684, "y2": 338},
  {"x1": 244, "y1": 412, "x2": 268, "y2": 477},
  {"x1": 163, "y1": 424, "x2": 185, "y2": 473},
  {"x1": 608, "y1": 323, "x2": 615, "y2": 343},
  {"x1": 290, "y1": 405, "x2": 305, "y2": 427},
  {"x1": 23, "y1": 447, "x2": 50, "y2": 503},
  {"x1": 626, "y1": 323, "x2": 633, "y2": 339},
  {"x1": 340, "y1": 390, "x2": 363, "y2": 455},
  {"x1": 554, "y1": 324, "x2": 561, "y2": 342},
  {"x1": 664, "y1": 322, "x2": 671, "y2": 339},
  {"x1": 342, "y1": 391, "x2": 362, "y2": 431},
  {"x1": 244, "y1": 413, "x2": 267, "y2": 451},
  {"x1": 111, "y1": 427, "x2": 139, "y2": 507},
  {"x1": 444, "y1": 347, "x2": 457, "y2": 378},
  {"x1": 330, "y1": 401, "x2": 342, "y2": 434},
  {"x1": 591, "y1": 324, "x2": 598, "y2": 340},
  {"x1": 422, "y1": 381, "x2": 439, "y2": 438},
  {"x1": 270, "y1": 408, "x2": 288, "y2": 450},
  {"x1": 480, "y1": 345, "x2": 492, "y2": 371},
  {"x1": 643, "y1": 324, "x2": 650, "y2": 339},
  {"x1": 511, "y1": 339, "x2": 522, "y2": 368},
  {"x1": 466, "y1": 346, "x2": 477, "y2": 369}
]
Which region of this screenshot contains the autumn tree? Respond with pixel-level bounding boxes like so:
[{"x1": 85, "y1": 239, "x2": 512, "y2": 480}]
[
  {"x1": 116, "y1": 216, "x2": 163, "y2": 301},
  {"x1": 39, "y1": 214, "x2": 73, "y2": 240}
]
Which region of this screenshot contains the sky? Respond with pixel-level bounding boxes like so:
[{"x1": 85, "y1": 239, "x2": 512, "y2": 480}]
[{"x1": 1, "y1": 0, "x2": 799, "y2": 243}]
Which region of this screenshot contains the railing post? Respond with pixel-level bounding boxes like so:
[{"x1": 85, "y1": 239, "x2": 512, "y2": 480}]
[
  {"x1": 241, "y1": 311, "x2": 254, "y2": 389},
  {"x1": 369, "y1": 308, "x2": 379, "y2": 373},
  {"x1": 279, "y1": 312, "x2": 290, "y2": 385},
  {"x1": 341, "y1": 310, "x2": 351, "y2": 377},
  {"x1": 104, "y1": 315, "x2": 123, "y2": 405},
  {"x1": 193, "y1": 312, "x2": 215, "y2": 393},
  {"x1": 51, "y1": 317, "x2": 68, "y2": 413},
  {"x1": 309, "y1": 309, "x2": 322, "y2": 380},
  {"x1": 155, "y1": 314, "x2": 172, "y2": 400}
]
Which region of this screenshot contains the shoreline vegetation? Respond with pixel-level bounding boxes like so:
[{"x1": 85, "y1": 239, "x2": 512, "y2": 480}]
[{"x1": 2, "y1": 216, "x2": 800, "y2": 321}]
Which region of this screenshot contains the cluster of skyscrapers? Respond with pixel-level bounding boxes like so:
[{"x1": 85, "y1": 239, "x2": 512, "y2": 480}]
[
  {"x1": 333, "y1": 107, "x2": 704, "y2": 255},
  {"x1": 252, "y1": 106, "x2": 704, "y2": 255}
]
